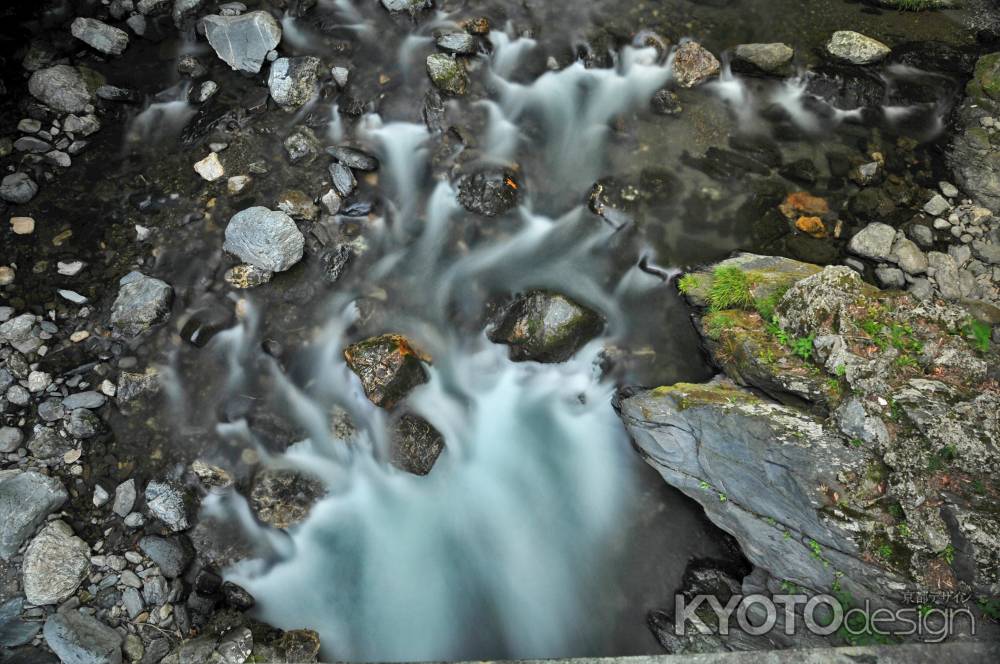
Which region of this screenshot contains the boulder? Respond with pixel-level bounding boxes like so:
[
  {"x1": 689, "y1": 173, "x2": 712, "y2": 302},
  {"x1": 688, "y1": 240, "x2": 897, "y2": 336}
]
[
  {"x1": 426, "y1": 53, "x2": 468, "y2": 95},
  {"x1": 249, "y1": 468, "x2": 327, "y2": 529},
  {"x1": 488, "y1": 291, "x2": 604, "y2": 363},
  {"x1": 436, "y1": 32, "x2": 478, "y2": 55},
  {"x1": 71, "y1": 18, "x2": 129, "y2": 56},
  {"x1": 732, "y1": 43, "x2": 794, "y2": 76},
  {"x1": 43, "y1": 610, "x2": 122, "y2": 664},
  {"x1": 23, "y1": 520, "x2": 90, "y2": 605},
  {"x1": 144, "y1": 480, "x2": 192, "y2": 532},
  {"x1": 223, "y1": 207, "x2": 304, "y2": 272},
  {"x1": 826, "y1": 31, "x2": 890, "y2": 65},
  {"x1": 138, "y1": 535, "x2": 193, "y2": 578},
  {"x1": 28, "y1": 65, "x2": 92, "y2": 113},
  {"x1": 0, "y1": 173, "x2": 38, "y2": 204},
  {"x1": 671, "y1": 41, "x2": 720, "y2": 88},
  {"x1": 109, "y1": 272, "x2": 174, "y2": 336},
  {"x1": 848, "y1": 222, "x2": 896, "y2": 260},
  {"x1": 0, "y1": 470, "x2": 67, "y2": 559},
  {"x1": 268, "y1": 57, "x2": 321, "y2": 108},
  {"x1": 202, "y1": 11, "x2": 282, "y2": 74},
  {"x1": 344, "y1": 334, "x2": 429, "y2": 408}
]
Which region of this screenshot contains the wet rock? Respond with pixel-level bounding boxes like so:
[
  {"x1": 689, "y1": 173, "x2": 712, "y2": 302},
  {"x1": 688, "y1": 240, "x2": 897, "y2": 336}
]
[
  {"x1": 326, "y1": 146, "x2": 379, "y2": 171},
  {"x1": 249, "y1": 468, "x2": 327, "y2": 529},
  {"x1": 224, "y1": 264, "x2": 273, "y2": 289},
  {"x1": 223, "y1": 207, "x2": 305, "y2": 272},
  {"x1": 850, "y1": 161, "x2": 883, "y2": 187},
  {"x1": 671, "y1": 41, "x2": 720, "y2": 88},
  {"x1": 268, "y1": 56, "x2": 321, "y2": 108},
  {"x1": 173, "y1": 0, "x2": 204, "y2": 26},
  {"x1": 732, "y1": 42, "x2": 794, "y2": 76},
  {"x1": 64, "y1": 114, "x2": 101, "y2": 136},
  {"x1": 488, "y1": 291, "x2": 604, "y2": 363},
  {"x1": 14, "y1": 136, "x2": 50, "y2": 153},
  {"x1": 144, "y1": 480, "x2": 192, "y2": 532},
  {"x1": 826, "y1": 30, "x2": 890, "y2": 65},
  {"x1": 320, "y1": 244, "x2": 352, "y2": 283},
  {"x1": 391, "y1": 413, "x2": 445, "y2": 476},
  {"x1": 28, "y1": 65, "x2": 91, "y2": 113},
  {"x1": 110, "y1": 272, "x2": 174, "y2": 336},
  {"x1": 276, "y1": 190, "x2": 318, "y2": 221},
  {"x1": 63, "y1": 391, "x2": 106, "y2": 410},
  {"x1": 23, "y1": 520, "x2": 90, "y2": 605},
  {"x1": 0, "y1": 426, "x2": 22, "y2": 453},
  {"x1": 344, "y1": 334, "x2": 429, "y2": 408},
  {"x1": 794, "y1": 216, "x2": 826, "y2": 239},
  {"x1": 71, "y1": 18, "x2": 129, "y2": 56},
  {"x1": 381, "y1": 0, "x2": 431, "y2": 13},
  {"x1": 177, "y1": 55, "x2": 206, "y2": 78},
  {"x1": 137, "y1": 0, "x2": 169, "y2": 13},
  {"x1": 194, "y1": 152, "x2": 225, "y2": 181},
  {"x1": 848, "y1": 222, "x2": 896, "y2": 260},
  {"x1": 436, "y1": 32, "x2": 477, "y2": 55},
  {"x1": 426, "y1": 53, "x2": 468, "y2": 95},
  {"x1": 203, "y1": 11, "x2": 282, "y2": 74},
  {"x1": 0, "y1": 470, "x2": 67, "y2": 559},
  {"x1": 139, "y1": 535, "x2": 193, "y2": 578},
  {"x1": 0, "y1": 173, "x2": 38, "y2": 204},
  {"x1": 804, "y1": 65, "x2": 884, "y2": 111},
  {"x1": 284, "y1": 126, "x2": 320, "y2": 164},
  {"x1": 68, "y1": 409, "x2": 102, "y2": 439},
  {"x1": 457, "y1": 168, "x2": 519, "y2": 216},
  {"x1": 320, "y1": 189, "x2": 342, "y2": 215},
  {"x1": 117, "y1": 369, "x2": 160, "y2": 404},
  {"x1": 27, "y1": 427, "x2": 70, "y2": 459},
  {"x1": 0, "y1": 597, "x2": 40, "y2": 648},
  {"x1": 221, "y1": 581, "x2": 255, "y2": 610},
  {"x1": 96, "y1": 85, "x2": 139, "y2": 103},
  {"x1": 126, "y1": 14, "x2": 146, "y2": 36},
  {"x1": 43, "y1": 610, "x2": 122, "y2": 664},
  {"x1": 650, "y1": 88, "x2": 682, "y2": 116},
  {"x1": 331, "y1": 66, "x2": 349, "y2": 87},
  {"x1": 923, "y1": 193, "x2": 951, "y2": 217},
  {"x1": 328, "y1": 162, "x2": 357, "y2": 197}
]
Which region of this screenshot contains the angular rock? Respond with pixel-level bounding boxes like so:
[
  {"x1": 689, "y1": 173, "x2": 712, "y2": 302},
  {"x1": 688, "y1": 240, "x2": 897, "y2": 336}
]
[
  {"x1": 224, "y1": 264, "x2": 273, "y2": 289},
  {"x1": 326, "y1": 146, "x2": 379, "y2": 171},
  {"x1": 426, "y1": 53, "x2": 468, "y2": 95},
  {"x1": 456, "y1": 168, "x2": 519, "y2": 216},
  {"x1": 923, "y1": 194, "x2": 951, "y2": 217},
  {"x1": 223, "y1": 207, "x2": 304, "y2": 272},
  {"x1": 436, "y1": 32, "x2": 477, "y2": 55},
  {"x1": 344, "y1": 334, "x2": 429, "y2": 408},
  {"x1": 733, "y1": 43, "x2": 794, "y2": 76},
  {"x1": 848, "y1": 222, "x2": 896, "y2": 260},
  {"x1": 284, "y1": 126, "x2": 320, "y2": 164},
  {"x1": 144, "y1": 480, "x2": 191, "y2": 532},
  {"x1": 28, "y1": 427, "x2": 72, "y2": 459},
  {"x1": 43, "y1": 610, "x2": 122, "y2": 664},
  {"x1": 139, "y1": 535, "x2": 193, "y2": 578},
  {"x1": 28, "y1": 65, "x2": 92, "y2": 113},
  {"x1": 249, "y1": 468, "x2": 327, "y2": 529},
  {"x1": 202, "y1": 11, "x2": 282, "y2": 74},
  {"x1": 113, "y1": 479, "x2": 137, "y2": 517},
  {"x1": 0, "y1": 470, "x2": 67, "y2": 560},
  {"x1": 71, "y1": 18, "x2": 129, "y2": 56},
  {"x1": 488, "y1": 291, "x2": 604, "y2": 363},
  {"x1": 23, "y1": 520, "x2": 90, "y2": 605},
  {"x1": 328, "y1": 162, "x2": 357, "y2": 198},
  {"x1": 671, "y1": 41, "x2": 720, "y2": 88},
  {"x1": 391, "y1": 413, "x2": 445, "y2": 476},
  {"x1": 173, "y1": 0, "x2": 204, "y2": 26},
  {"x1": 110, "y1": 272, "x2": 174, "y2": 336},
  {"x1": 0, "y1": 173, "x2": 38, "y2": 204},
  {"x1": 268, "y1": 56, "x2": 321, "y2": 108},
  {"x1": 194, "y1": 152, "x2": 225, "y2": 181},
  {"x1": 826, "y1": 31, "x2": 890, "y2": 65},
  {"x1": 381, "y1": 0, "x2": 431, "y2": 13},
  {"x1": 890, "y1": 237, "x2": 928, "y2": 275}
]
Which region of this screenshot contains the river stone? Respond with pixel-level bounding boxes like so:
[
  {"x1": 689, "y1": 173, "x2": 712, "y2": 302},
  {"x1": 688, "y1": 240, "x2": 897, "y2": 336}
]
[
  {"x1": 927, "y1": 251, "x2": 962, "y2": 299},
  {"x1": 1, "y1": 172, "x2": 39, "y2": 204},
  {"x1": 113, "y1": 479, "x2": 137, "y2": 517},
  {"x1": 23, "y1": 520, "x2": 90, "y2": 605},
  {"x1": 145, "y1": 480, "x2": 191, "y2": 532},
  {"x1": 0, "y1": 597, "x2": 40, "y2": 647},
  {"x1": 328, "y1": 162, "x2": 357, "y2": 197},
  {"x1": 848, "y1": 222, "x2": 896, "y2": 260},
  {"x1": 436, "y1": 32, "x2": 477, "y2": 55},
  {"x1": 139, "y1": 535, "x2": 193, "y2": 578},
  {"x1": 173, "y1": 0, "x2": 203, "y2": 26},
  {"x1": 488, "y1": 291, "x2": 604, "y2": 363},
  {"x1": 202, "y1": 11, "x2": 282, "y2": 74},
  {"x1": 28, "y1": 65, "x2": 92, "y2": 113},
  {"x1": 223, "y1": 207, "x2": 304, "y2": 272},
  {"x1": 326, "y1": 146, "x2": 379, "y2": 171},
  {"x1": 249, "y1": 468, "x2": 327, "y2": 529},
  {"x1": 71, "y1": 18, "x2": 129, "y2": 56},
  {"x1": 28, "y1": 427, "x2": 72, "y2": 459},
  {"x1": 391, "y1": 413, "x2": 445, "y2": 476},
  {"x1": 344, "y1": 334, "x2": 429, "y2": 408},
  {"x1": 381, "y1": 0, "x2": 431, "y2": 12},
  {"x1": 733, "y1": 43, "x2": 794, "y2": 76},
  {"x1": 671, "y1": 41, "x2": 720, "y2": 88},
  {"x1": 268, "y1": 56, "x2": 321, "y2": 108},
  {"x1": 0, "y1": 471, "x2": 67, "y2": 559},
  {"x1": 457, "y1": 168, "x2": 519, "y2": 216},
  {"x1": 0, "y1": 426, "x2": 22, "y2": 453},
  {"x1": 826, "y1": 31, "x2": 890, "y2": 65},
  {"x1": 426, "y1": 53, "x2": 468, "y2": 95},
  {"x1": 62, "y1": 391, "x2": 107, "y2": 410},
  {"x1": 890, "y1": 237, "x2": 928, "y2": 275},
  {"x1": 43, "y1": 609, "x2": 123, "y2": 664},
  {"x1": 110, "y1": 272, "x2": 174, "y2": 336}
]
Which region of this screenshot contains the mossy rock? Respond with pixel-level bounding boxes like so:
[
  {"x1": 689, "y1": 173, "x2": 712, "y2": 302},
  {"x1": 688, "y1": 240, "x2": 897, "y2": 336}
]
[
  {"x1": 649, "y1": 380, "x2": 761, "y2": 412},
  {"x1": 679, "y1": 253, "x2": 822, "y2": 311},
  {"x1": 973, "y1": 52, "x2": 1000, "y2": 102}
]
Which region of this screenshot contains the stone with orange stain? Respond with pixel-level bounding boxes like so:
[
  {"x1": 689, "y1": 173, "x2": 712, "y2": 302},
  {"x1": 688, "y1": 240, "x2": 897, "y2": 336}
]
[
  {"x1": 795, "y1": 216, "x2": 827, "y2": 239},
  {"x1": 344, "y1": 334, "x2": 429, "y2": 408},
  {"x1": 779, "y1": 191, "x2": 829, "y2": 220}
]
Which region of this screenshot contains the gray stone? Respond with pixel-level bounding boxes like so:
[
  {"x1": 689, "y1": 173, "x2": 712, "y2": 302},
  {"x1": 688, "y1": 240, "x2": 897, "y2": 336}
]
[
  {"x1": 64, "y1": 114, "x2": 101, "y2": 137},
  {"x1": 436, "y1": 33, "x2": 478, "y2": 55},
  {"x1": 144, "y1": 480, "x2": 191, "y2": 532},
  {"x1": 972, "y1": 239, "x2": 1000, "y2": 265},
  {"x1": 113, "y1": 479, "x2": 137, "y2": 517},
  {"x1": 62, "y1": 391, "x2": 107, "y2": 410},
  {"x1": 137, "y1": 0, "x2": 169, "y2": 12},
  {"x1": 940, "y1": 181, "x2": 959, "y2": 198},
  {"x1": 139, "y1": 535, "x2": 192, "y2": 578},
  {"x1": 223, "y1": 207, "x2": 304, "y2": 272},
  {"x1": 268, "y1": 56, "x2": 320, "y2": 108},
  {"x1": 847, "y1": 222, "x2": 896, "y2": 260},
  {"x1": 141, "y1": 575, "x2": 168, "y2": 606},
  {"x1": 0, "y1": 597, "x2": 40, "y2": 647},
  {"x1": 202, "y1": 11, "x2": 282, "y2": 74},
  {"x1": 0, "y1": 470, "x2": 67, "y2": 560},
  {"x1": 13, "y1": 136, "x2": 50, "y2": 153},
  {"x1": 328, "y1": 162, "x2": 356, "y2": 197},
  {"x1": 488, "y1": 291, "x2": 604, "y2": 363},
  {"x1": 908, "y1": 223, "x2": 934, "y2": 248},
  {"x1": 283, "y1": 126, "x2": 319, "y2": 164},
  {"x1": 6, "y1": 384, "x2": 30, "y2": 406},
  {"x1": 28, "y1": 66, "x2": 92, "y2": 113},
  {"x1": 0, "y1": 426, "x2": 23, "y2": 453},
  {"x1": 249, "y1": 468, "x2": 327, "y2": 529},
  {"x1": 875, "y1": 266, "x2": 905, "y2": 289},
  {"x1": 110, "y1": 272, "x2": 174, "y2": 336},
  {"x1": 122, "y1": 587, "x2": 144, "y2": 619},
  {"x1": 0, "y1": 313, "x2": 41, "y2": 354},
  {"x1": 923, "y1": 194, "x2": 951, "y2": 217},
  {"x1": 71, "y1": 18, "x2": 129, "y2": 56},
  {"x1": 331, "y1": 66, "x2": 349, "y2": 87},
  {"x1": 890, "y1": 237, "x2": 928, "y2": 275},
  {"x1": 733, "y1": 43, "x2": 794, "y2": 76},
  {"x1": 826, "y1": 30, "x2": 890, "y2": 65},
  {"x1": 0, "y1": 172, "x2": 39, "y2": 204},
  {"x1": 172, "y1": 0, "x2": 203, "y2": 26},
  {"x1": 67, "y1": 409, "x2": 102, "y2": 439},
  {"x1": 927, "y1": 251, "x2": 962, "y2": 300},
  {"x1": 426, "y1": 53, "x2": 468, "y2": 95},
  {"x1": 381, "y1": 0, "x2": 431, "y2": 12},
  {"x1": 43, "y1": 609, "x2": 122, "y2": 664},
  {"x1": 28, "y1": 427, "x2": 71, "y2": 459},
  {"x1": 326, "y1": 146, "x2": 379, "y2": 171},
  {"x1": 127, "y1": 14, "x2": 147, "y2": 36},
  {"x1": 23, "y1": 520, "x2": 90, "y2": 605}
]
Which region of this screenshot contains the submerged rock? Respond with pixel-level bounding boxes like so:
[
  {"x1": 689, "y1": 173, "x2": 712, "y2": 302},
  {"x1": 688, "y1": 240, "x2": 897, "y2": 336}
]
[
  {"x1": 43, "y1": 610, "x2": 122, "y2": 664},
  {"x1": 344, "y1": 334, "x2": 429, "y2": 408},
  {"x1": 825, "y1": 31, "x2": 890, "y2": 65},
  {"x1": 456, "y1": 168, "x2": 519, "y2": 216},
  {"x1": 223, "y1": 207, "x2": 305, "y2": 272},
  {"x1": 250, "y1": 468, "x2": 327, "y2": 529},
  {"x1": 327, "y1": 146, "x2": 379, "y2": 171},
  {"x1": 426, "y1": 53, "x2": 468, "y2": 95},
  {"x1": 268, "y1": 56, "x2": 320, "y2": 108},
  {"x1": 203, "y1": 11, "x2": 282, "y2": 74},
  {"x1": 71, "y1": 17, "x2": 129, "y2": 55},
  {"x1": 0, "y1": 470, "x2": 67, "y2": 560},
  {"x1": 23, "y1": 520, "x2": 90, "y2": 605},
  {"x1": 28, "y1": 65, "x2": 92, "y2": 113},
  {"x1": 488, "y1": 291, "x2": 604, "y2": 363},
  {"x1": 109, "y1": 272, "x2": 174, "y2": 336},
  {"x1": 671, "y1": 41, "x2": 720, "y2": 88}
]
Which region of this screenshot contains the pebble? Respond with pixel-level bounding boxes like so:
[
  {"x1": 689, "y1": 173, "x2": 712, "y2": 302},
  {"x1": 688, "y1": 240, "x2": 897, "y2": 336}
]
[
  {"x1": 0, "y1": 267, "x2": 13, "y2": 286},
  {"x1": 10, "y1": 217, "x2": 35, "y2": 235},
  {"x1": 17, "y1": 118, "x2": 41, "y2": 133},
  {"x1": 57, "y1": 289, "x2": 88, "y2": 304},
  {"x1": 939, "y1": 181, "x2": 959, "y2": 198},
  {"x1": 924, "y1": 194, "x2": 951, "y2": 217},
  {"x1": 93, "y1": 485, "x2": 110, "y2": 507},
  {"x1": 228, "y1": 175, "x2": 251, "y2": 194},
  {"x1": 70, "y1": 331, "x2": 90, "y2": 342},
  {"x1": 194, "y1": 152, "x2": 225, "y2": 181}
]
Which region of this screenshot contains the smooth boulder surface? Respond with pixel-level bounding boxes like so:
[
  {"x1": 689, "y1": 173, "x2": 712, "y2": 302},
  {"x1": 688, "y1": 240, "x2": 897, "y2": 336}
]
[
  {"x1": 109, "y1": 272, "x2": 174, "y2": 336},
  {"x1": 0, "y1": 470, "x2": 67, "y2": 560},
  {"x1": 28, "y1": 65, "x2": 92, "y2": 113},
  {"x1": 23, "y1": 520, "x2": 91, "y2": 605},
  {"x1": 71, "y1": 17, "x2": 129, "y2": 55},
  {"x1": 848, "y1": 222, "x2": 897, "y2": 260},
  {"x1": 826, "y1": 30, "x2": 891, "y2": 65},
  {"x1": 488, "y1": 291, "x2": 604, "y2": 363},
  {"x1": 43, "y1": 610, "x2": 123, "y2": 664},
  {"x1": 202, "y1": 11, "x2": 282, "y2": 74},
  {"x1": 223, "y1": 207, "x2": 305, "y2": 272}
]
